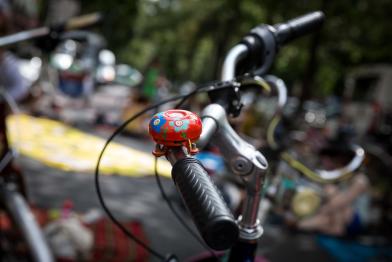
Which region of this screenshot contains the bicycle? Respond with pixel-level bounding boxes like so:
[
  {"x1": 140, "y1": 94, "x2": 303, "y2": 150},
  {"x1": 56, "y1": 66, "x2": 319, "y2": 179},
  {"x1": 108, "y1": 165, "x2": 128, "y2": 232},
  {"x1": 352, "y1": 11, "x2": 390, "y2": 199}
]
[
  {"x1": 260, "y1": 74, "x2": 392, "y2": 261},
  {"x1": 0, "y1": 13, "x2": 102, "y2": 262},
  {"x1": 94, "y1": 11, "x2": 347, "y2": 262},
  {"x1": 0, "y1": 90, "x2": 54, "y2": 262},
  {"x1": 253, "y1": 75, "x2": 366, "y2": 226}
]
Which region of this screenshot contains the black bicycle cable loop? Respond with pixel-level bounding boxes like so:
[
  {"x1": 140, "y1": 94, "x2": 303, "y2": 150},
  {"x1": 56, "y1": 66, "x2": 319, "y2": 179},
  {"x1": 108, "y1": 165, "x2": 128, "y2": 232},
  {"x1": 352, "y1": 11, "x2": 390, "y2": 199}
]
[
  {"x1": 152, "y1": 77, "x2": 270, "y2": 257},
  {"x1": 95, "y1": 81, "x2": 239, "y2": 260},
  {"x1": 153, "y1": 89, "x2": 220, "y2": 258}
]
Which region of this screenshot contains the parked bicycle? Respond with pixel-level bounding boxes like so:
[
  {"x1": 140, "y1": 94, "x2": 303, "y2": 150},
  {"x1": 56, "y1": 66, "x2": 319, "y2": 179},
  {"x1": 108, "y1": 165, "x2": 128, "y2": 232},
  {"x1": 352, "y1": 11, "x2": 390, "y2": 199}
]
[
  {"x1": 254, "y1": 75, "x2": 367, "y2": 231},
  {"x1": 95, "y1": 11, "x2": 342, "y2": 262},
  {"x1": 0, "y1": 13, "x2": 102, "y2": 262}
]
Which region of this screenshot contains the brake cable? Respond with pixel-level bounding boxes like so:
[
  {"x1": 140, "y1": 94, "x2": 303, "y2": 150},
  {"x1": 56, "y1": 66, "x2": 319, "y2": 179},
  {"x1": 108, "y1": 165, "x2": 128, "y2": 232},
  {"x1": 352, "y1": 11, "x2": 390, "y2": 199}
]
[
  {"x1": 95, "y1": 80, "x2": 245, "y2": 260},
  {"x1": 95, "y1": 76, "x2": 271, "y2": 260},
  {"x1": 153, "y1": 76, "x2": 271, "y2": 257},
  {"x1": 95, "y1": 87, "x2": 210, "y2": 260}
]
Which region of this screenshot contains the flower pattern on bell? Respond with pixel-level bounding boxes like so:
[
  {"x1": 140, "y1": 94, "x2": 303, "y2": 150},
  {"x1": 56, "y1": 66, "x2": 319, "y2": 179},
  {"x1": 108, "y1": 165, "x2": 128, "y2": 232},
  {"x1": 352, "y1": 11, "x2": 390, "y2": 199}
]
[
  {"x1": 169, "y1": 119, "x2": 190, "y2": 132},
  {"x1": 189, "y1": 114, "x2": 199, "y2": 121},
  {"x1": 151, "y1": 113, "x2": 167, "y2": 133}
]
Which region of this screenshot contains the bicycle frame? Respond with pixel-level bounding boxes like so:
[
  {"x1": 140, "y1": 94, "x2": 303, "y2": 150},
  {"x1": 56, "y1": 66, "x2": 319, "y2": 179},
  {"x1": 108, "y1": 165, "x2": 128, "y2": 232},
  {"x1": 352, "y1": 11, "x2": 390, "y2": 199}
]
[
  {"x1": 0, "y1": 13, "x2": 104, "y2": 262},
  {"x1": 0, "y1": 96, "x2": 54, "y2": 262}
]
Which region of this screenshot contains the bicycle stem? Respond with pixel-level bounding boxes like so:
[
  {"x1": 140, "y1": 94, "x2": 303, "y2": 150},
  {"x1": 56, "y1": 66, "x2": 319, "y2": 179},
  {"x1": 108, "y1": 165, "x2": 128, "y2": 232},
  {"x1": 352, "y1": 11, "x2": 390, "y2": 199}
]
[
  {"x1": 162, "y1": 102, "x2": 268, "y2": 242},
  {"x1": 196, "y1": 43, "x2": 270, "y2": 241},
  {"x1": 197, "y1": 104, "x2": 268, "y2": 240}
]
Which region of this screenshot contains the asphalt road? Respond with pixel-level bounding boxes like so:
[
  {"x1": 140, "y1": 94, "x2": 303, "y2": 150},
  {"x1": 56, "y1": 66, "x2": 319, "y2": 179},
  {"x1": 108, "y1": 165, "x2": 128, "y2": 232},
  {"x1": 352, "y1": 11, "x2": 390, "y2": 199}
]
[{"x1": 16, "y1": 132, "x2": 334, "y2": 262}]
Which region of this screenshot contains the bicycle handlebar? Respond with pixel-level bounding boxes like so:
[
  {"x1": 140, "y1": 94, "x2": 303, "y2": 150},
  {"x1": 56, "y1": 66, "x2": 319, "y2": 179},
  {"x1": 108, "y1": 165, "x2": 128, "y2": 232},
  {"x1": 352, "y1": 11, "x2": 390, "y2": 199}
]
[
  {"x1": 316, "y1": 144, "x2": 365, "y2": 182},
  {"x1": 281, "y1": 144, "x2": 365, "y2": 183},
  {"x1": 223, "y1": 11, "x2": 325, "y2": 78},
  {"x1": 0, "y1": 12, "x2": 102, "y2": 47},
  {"x1": 149, "y1": 11, "x2": 325, "y2": 257},
  {"x1": 274, "y1": 11, "x2": 325, "y2": 45},
  {"x1": 171, "y1": 157, "x2": 238, "y2": 250},
  {"x1": 263, "y1": 76, "x2": 365, "y2": 182},
  {"x1": 197, "y1": 12, "x2": 325, "y2": 246}
]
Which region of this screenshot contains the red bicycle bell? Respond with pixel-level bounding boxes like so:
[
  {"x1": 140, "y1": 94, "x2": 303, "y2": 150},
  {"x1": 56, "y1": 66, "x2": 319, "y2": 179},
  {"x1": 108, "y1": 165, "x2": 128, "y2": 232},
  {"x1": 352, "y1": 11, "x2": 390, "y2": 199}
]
[{"x1": 149, "y1": 109, "x2": 202, "y2": 156}]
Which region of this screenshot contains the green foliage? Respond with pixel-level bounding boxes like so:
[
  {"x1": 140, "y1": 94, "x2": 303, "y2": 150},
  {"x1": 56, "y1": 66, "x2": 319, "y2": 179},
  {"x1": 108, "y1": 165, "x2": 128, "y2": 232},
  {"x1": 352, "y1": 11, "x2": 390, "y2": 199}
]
[
  {"x1": 82, "y1": 0, "x2": 391, "y2": 96},
  {"x1": 81, "y1": 0, "x2": 139, "y2": 51}
]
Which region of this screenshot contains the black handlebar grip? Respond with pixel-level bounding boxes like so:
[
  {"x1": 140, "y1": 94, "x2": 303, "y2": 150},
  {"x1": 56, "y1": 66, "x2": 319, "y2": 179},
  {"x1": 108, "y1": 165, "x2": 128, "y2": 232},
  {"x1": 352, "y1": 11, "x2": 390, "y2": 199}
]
[
  {"x1": 274, "y1": 11, "x2": 325, "y2": 45},
  {"x1": 171, "y1": 157, "x2": 239, "y2": 250}
]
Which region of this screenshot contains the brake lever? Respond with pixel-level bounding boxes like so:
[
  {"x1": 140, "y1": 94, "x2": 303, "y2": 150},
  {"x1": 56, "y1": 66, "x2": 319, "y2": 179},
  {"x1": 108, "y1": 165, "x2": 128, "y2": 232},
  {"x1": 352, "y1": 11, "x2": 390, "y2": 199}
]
[{"x1": 207, "y1": 80, "x2": 243, "y2": 117}]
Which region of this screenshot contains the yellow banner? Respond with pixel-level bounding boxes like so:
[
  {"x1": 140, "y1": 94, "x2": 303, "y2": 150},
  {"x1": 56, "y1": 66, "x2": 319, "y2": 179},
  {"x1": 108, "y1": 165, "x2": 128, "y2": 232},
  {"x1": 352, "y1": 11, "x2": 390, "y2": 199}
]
[{"x1": 7, "y1": 114, "x2": 171, "y2": 177}]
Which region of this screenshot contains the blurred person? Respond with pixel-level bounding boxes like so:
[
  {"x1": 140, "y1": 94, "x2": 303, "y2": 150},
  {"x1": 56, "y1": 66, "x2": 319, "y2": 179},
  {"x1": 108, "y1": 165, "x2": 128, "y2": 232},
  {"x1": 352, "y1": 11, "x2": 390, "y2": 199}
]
[
  {"x1": 140, "y1": 57, "x2": 171, "y2": 103},
  {"x1": 297, "y1": 173, "x2": 369, "y2": 236},
  {"x1": 295, "y1": 170, "x2": 392, "y2": 262},
  {"x1": 293, "y1": 142, "x2": 382, "y2": 261},
  {"x1": 296, "y1": 124, "x2": 369, "y2": 236},
  {"x1": 120, "y1": 92, "x2": 151, "y2": 136}
]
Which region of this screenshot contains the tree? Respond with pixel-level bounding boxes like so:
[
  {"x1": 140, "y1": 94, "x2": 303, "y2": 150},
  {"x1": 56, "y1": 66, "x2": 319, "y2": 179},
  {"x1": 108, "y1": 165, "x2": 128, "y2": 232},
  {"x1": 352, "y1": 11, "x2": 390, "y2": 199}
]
[
  {"x1": 81, "y1": 0, "x2": 139, "y2": 53},
  {"x1": 80, "y1": 0, "x2": 392, "y2": 97}
]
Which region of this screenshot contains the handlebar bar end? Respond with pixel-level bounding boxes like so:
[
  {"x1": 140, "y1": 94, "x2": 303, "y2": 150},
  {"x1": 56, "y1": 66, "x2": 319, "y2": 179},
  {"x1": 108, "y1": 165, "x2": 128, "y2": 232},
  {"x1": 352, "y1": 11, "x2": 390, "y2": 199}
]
[{"x1": 275, "y1": 11, "x2": 325, "y2": 45}]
